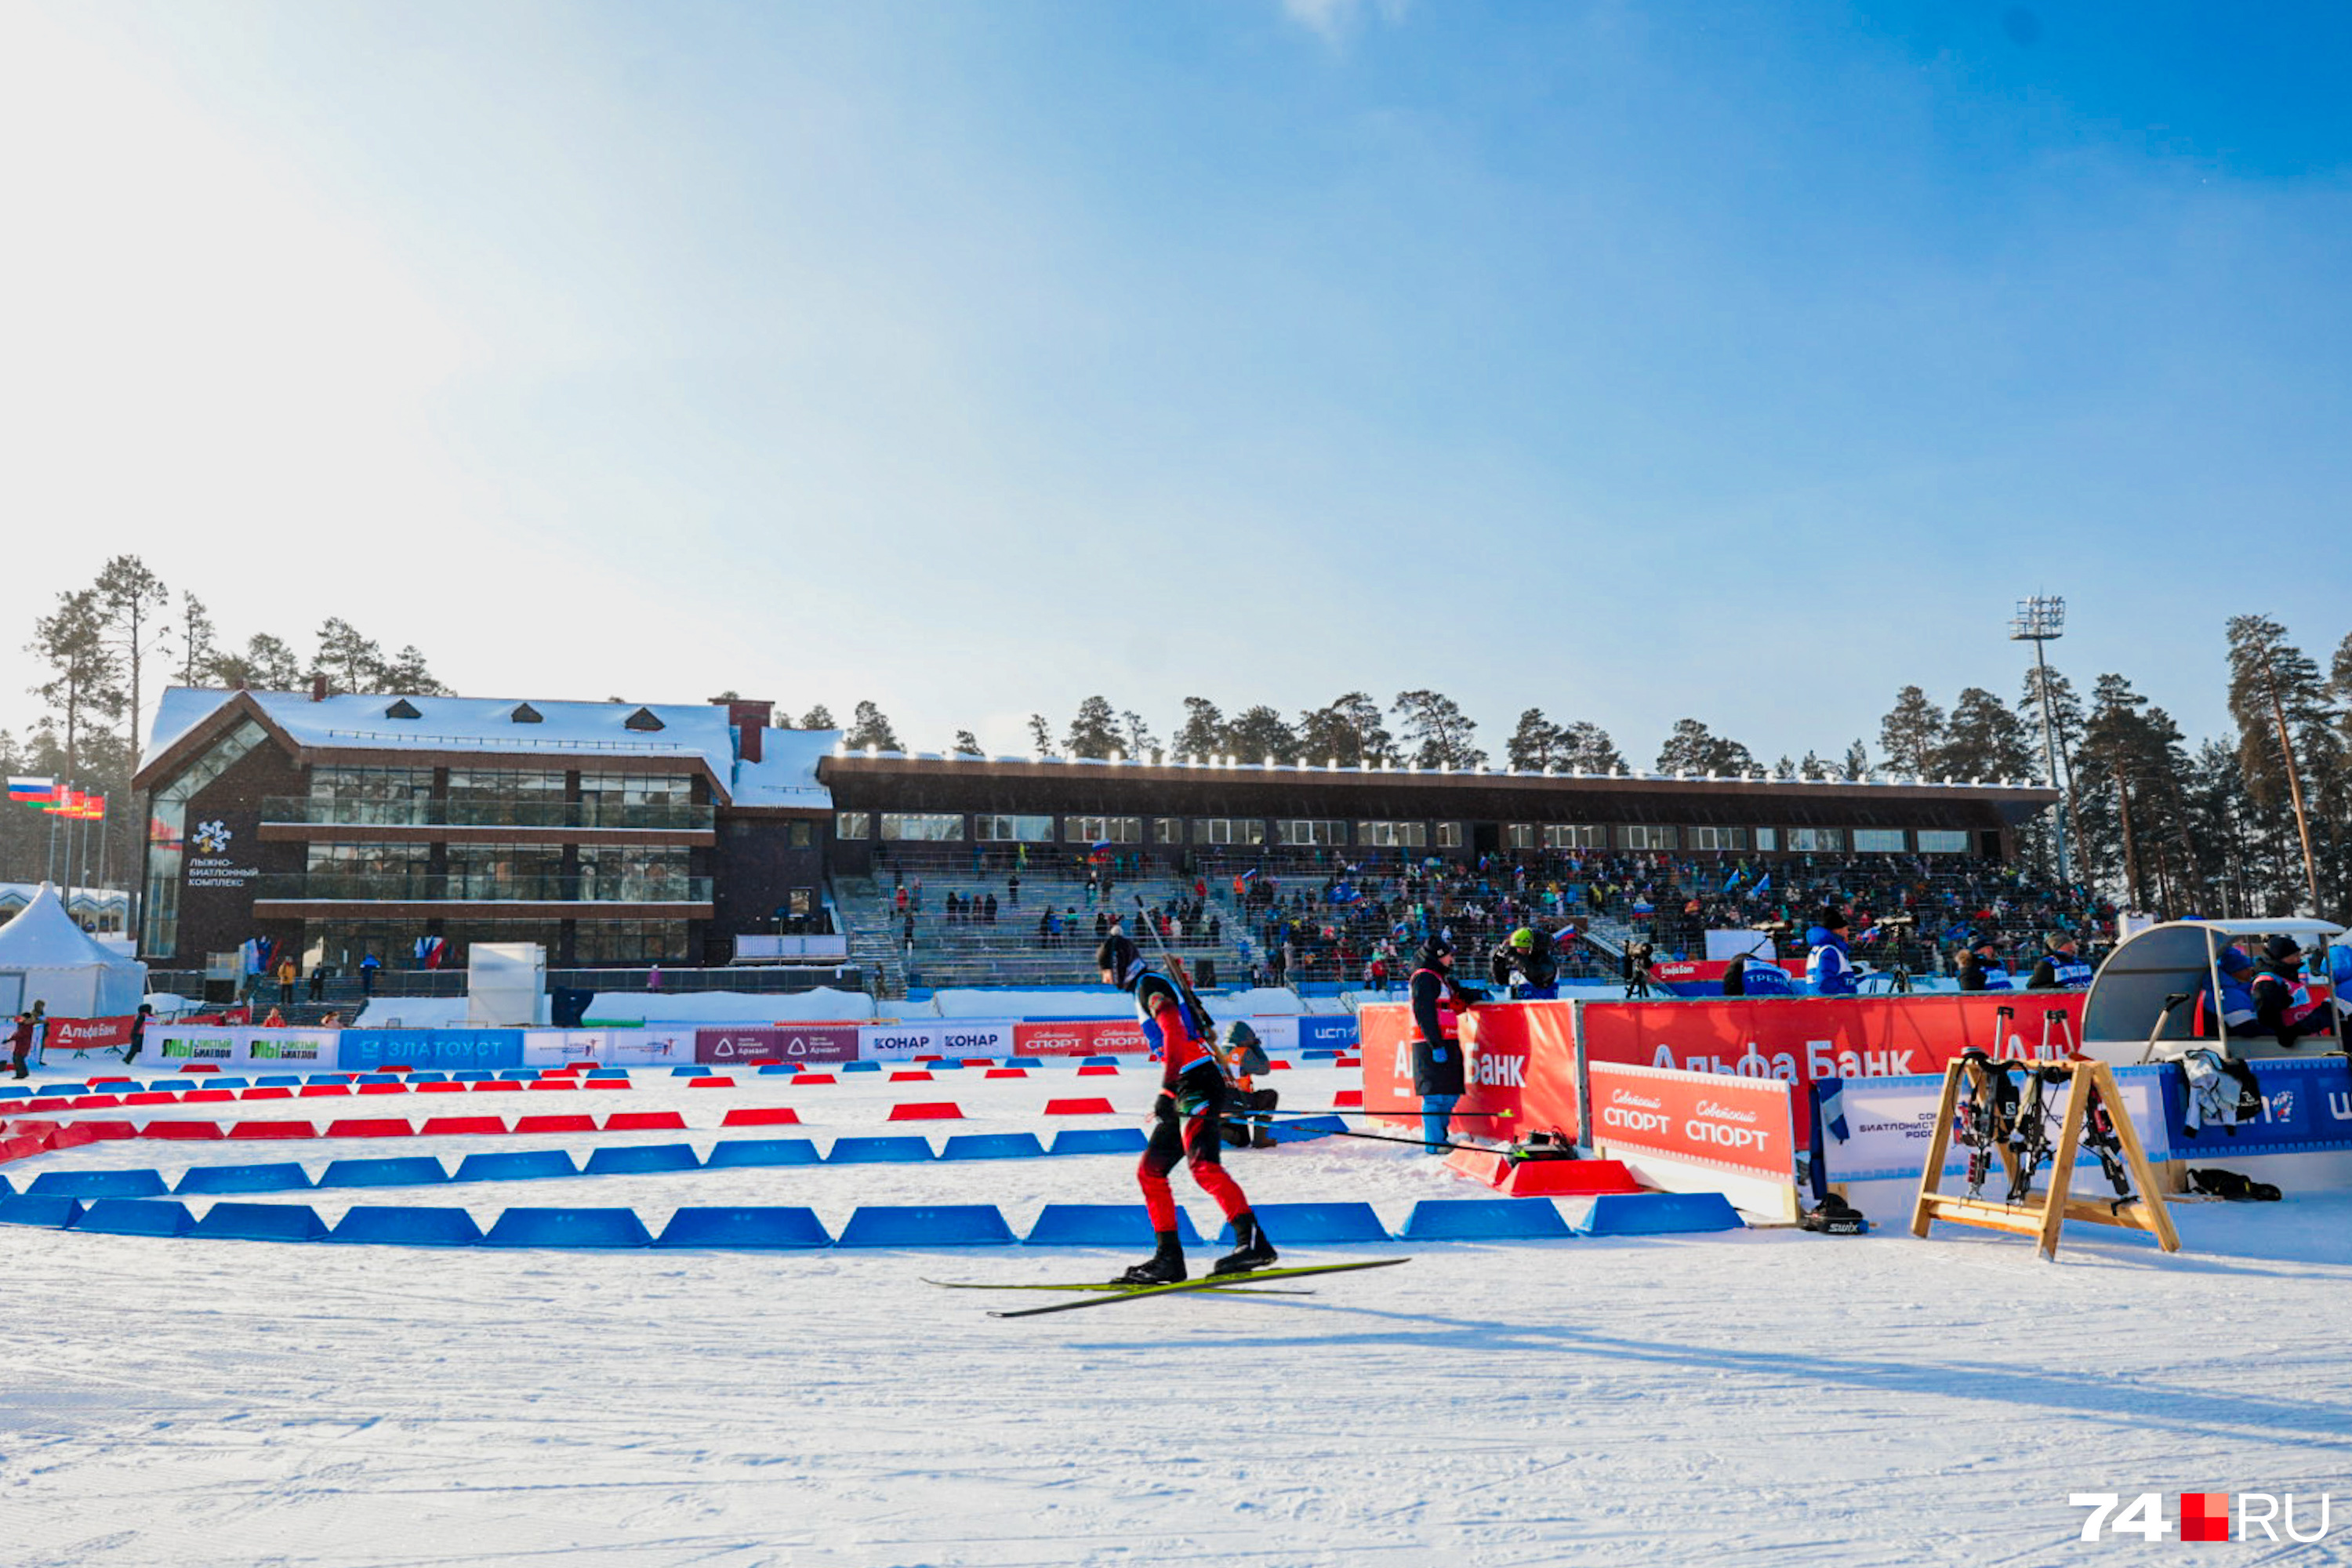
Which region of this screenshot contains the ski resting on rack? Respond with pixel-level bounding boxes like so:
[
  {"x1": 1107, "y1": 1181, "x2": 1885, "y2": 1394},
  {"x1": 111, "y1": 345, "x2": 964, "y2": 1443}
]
[{"x1": 982, "y1": 1258, "x2": 1412, "y2": 1318}]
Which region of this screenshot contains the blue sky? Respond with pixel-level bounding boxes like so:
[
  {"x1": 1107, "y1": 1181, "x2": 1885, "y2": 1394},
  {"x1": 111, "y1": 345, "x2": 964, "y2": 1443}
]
[{"x1": 4, "y1": 1, "x2": 2347, "y2": 768}]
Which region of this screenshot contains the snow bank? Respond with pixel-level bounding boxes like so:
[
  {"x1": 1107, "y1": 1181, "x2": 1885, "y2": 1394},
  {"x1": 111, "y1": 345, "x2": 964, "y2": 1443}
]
[
  {"x1": 583, "y1": 987, "x2": 878, "y2": 1024},
  {"x1": 925, "y1": 985, "x2": 1309, "y2": 1019}
]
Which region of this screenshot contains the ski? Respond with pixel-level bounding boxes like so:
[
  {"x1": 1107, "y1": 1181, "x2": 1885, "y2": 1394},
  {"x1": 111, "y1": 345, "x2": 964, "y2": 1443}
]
[
  {"x1": 924, "y1": 1277, "x2": 1313, "y2": 1296},
  {"x1": 985, "y1": 1257, "x2": 1410, "y2": 1318}
]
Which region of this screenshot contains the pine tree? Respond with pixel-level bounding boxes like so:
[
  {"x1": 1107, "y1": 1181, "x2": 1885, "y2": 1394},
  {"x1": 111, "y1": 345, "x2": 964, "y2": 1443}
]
[
  {"x1": 1392, "y1": 690, "x2": 1484, "y2": 769},
  {"x1": 1226, "y1": 705, "x2": 1300, "y2": 765},
  {"x1": 1025, "y1": 713, "x2": 1057, "y2": 757},
  {"x1": 1174, "y1": 698, "x2": 1225, "y2": 763},
  {"x1": 799, "y1": 704, "x2": 837, "y2": 731},
  {"x1": 1119, "y1": 710, "x2": 1159, "y2": 762},
  {"x1": 2224, "y1": 615, "x2": 2326, "y2": 911},
  {"x1": 1840, "y1": 740, "x2": 1870, "y2": 782},
  {"x1": 952, "y1": 729, "x2": 985, "y2": 757},
  {"x1": 1561, "y1": 720, "x2": 1624, "y2": 775},
  {"x1": 1935, "y1": 688, "x2": 2034, "y2": 783},
  {"x1": 1506, "y1": 709, "x2": 1567, "y2": 771},
  {"x1": 844, "y1": 701, "x2": 902, "y2": 753},
  {"x1": 1655, "y1": 718, "x2": 1754, "y2": 777},
  {"x1": 1878, "y1": 685, "x2": 1946, "y2": 779},
  {"x1": 176, "y1": 592, "x2": 216, "y2": 688},
  {"x1": 1064, "y1": 695, "x2": 1120, "y2": 760},
  {"x1": 1297, "y1": 692, "x2": 1393, "y2": 768}
]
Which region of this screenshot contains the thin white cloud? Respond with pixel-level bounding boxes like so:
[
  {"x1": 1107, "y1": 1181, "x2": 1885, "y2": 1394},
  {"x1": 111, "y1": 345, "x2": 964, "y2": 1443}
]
[{"x1": 1281, "y1": 0, "x2": 1412, "y2": 44}]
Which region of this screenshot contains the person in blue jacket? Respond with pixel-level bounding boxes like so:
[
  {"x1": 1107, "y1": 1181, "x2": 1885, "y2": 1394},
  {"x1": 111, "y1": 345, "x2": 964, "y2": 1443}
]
[
  {"x1": 1806, "y1": 909, "x2": 1857, "y2": 996},
  {"x1": 2208, "y1": 943, "x2": 2258, "y2": 1033},
  {"x1": 2327, "y1": 939, "x2": 2352, "y2": 1044}
]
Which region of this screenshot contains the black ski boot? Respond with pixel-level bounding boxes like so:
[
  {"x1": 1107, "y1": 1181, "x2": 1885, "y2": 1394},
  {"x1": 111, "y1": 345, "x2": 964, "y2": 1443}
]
[
  {"x1": 1118, "y1": 1229, "x2": 1187, "y2": 1287},
  {"x1": 1211, "y1": 1210, "x2": 1278, "y2": 1276}
]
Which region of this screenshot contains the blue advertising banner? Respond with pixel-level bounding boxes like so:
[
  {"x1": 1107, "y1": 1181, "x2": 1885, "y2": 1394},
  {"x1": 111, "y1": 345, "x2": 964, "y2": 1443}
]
[
  {"x1": 2161, "y1": 1055, "x2": 2352, "y2": 1160},
  {"x1": 339, "y1": 1029, "x2": 525, "y2": 1071},
  {"x1": 1298, "y1": 1015, "x2": 1359, "y2": 1050}
]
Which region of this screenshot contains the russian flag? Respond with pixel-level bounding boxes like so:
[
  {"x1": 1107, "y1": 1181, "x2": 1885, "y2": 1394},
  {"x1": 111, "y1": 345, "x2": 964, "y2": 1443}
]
[{"x1": 8, "y1": 776, "x2": 56, "y2": 807}]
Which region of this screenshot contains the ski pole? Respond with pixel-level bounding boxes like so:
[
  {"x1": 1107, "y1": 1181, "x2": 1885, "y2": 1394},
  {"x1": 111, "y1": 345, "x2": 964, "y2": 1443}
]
[{"x1": 1222, "y1": 1109, "x2": 1500, "y2": 1154}]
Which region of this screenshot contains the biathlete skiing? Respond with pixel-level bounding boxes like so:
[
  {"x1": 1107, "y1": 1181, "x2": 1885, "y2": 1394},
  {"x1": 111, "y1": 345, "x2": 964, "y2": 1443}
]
[{"x1": 1097, "y1": 932, "x2": 1276, "y2": 1285}]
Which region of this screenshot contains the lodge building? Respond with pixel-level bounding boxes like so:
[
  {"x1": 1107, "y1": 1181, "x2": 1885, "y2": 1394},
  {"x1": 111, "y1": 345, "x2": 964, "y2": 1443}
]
[{"x1": 135, "y1": 686, "x2": 2060, "y2": 975}]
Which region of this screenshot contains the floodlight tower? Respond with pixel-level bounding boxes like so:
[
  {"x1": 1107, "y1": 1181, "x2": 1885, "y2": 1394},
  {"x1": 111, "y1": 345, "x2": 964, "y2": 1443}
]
[{"x1": 2009, "y1": 595, "x2": 2074, "y2": 886}]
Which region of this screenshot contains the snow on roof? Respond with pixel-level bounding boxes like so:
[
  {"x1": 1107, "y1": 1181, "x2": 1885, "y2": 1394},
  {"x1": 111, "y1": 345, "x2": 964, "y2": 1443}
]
[
  {"x1": 0, "y1": 884, "x2": 140, "y2": 971},
  {"x1": 147, "y1": 688, "x2": 837, "y2": 808},
  {"x1": 731, "y1": 727, "x2": 838, "y2": 809}
]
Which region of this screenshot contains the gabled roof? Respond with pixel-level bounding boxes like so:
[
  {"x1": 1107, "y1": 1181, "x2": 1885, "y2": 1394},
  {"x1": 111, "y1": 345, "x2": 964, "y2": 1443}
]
[
  {"x1": 0, "y1": 884, "x2": 138, "y2": 971},
  {"x1": 140, "y1": 688, "x2": 836, "y2": 809}
]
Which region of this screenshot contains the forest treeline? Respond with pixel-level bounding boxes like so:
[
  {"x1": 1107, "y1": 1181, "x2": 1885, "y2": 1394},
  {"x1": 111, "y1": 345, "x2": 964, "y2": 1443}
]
[{"x1": 11, "y1": 557, "x2": 2348, "y2": 919}]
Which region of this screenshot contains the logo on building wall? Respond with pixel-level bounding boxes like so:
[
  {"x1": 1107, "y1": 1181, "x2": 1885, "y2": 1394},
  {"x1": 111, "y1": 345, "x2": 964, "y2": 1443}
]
[{"x1": 193, "y1": 820, "x2": 233, "y2": 854}]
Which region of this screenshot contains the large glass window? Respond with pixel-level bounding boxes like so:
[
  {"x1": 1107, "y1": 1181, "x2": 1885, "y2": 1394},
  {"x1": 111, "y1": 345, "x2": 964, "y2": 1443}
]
[
  {"x1": 572, "y1": 920, "x2": 691, "y2": 965},
  {"x1": 1358, "y1": 821, "x2": 1427, "y2": 848},
  {"x1": 445, "y1": 843, "x2": 566, "y2": 899},
  {"x1": 1543, "y1": 825, "x2": 1603, "y2": 849},
  {"x1": 306, "y1": 766, "x2": 435, "y2": 826},
  {"x1": 880, "y1": 812, "x2": 963, "y2": 841},
  {"x1": 1153, "y1": 817, "x2": 1183, "y2": 844},
  {"x1": 975, "y1": 814, "x2": 1055, "y2": 842},
  {"x1": 1917, "y1": 829, "x2": 1969, "y2": 854},
  {"x1": 446, "y1": 769, "x2": 567, "y2": 827},
  {"x1": 304, "y1": 842, "x2": 430, "y2": 898},
  {"x1": 1277, "y1": 819, "x2": 1346, "y2": 847},
  {"x1": 578, "y1": 845, "x2": 693, "y2": 901},
  {"x1": 1436, "y1": 822, "x2": 1464, "y2": 849},
  {"x1": 1853, "y1": 829, "x2": 1907, "y2": 853},
  {"x1": 1193, "y1": 818, "x2": 1265, "y2": 845},
  {"x1": 1618, "y1": 825, "x2": 1678, "y2": 851},
  {"x1": 1687, "y1": 826, "x2": 1751, "y2": 851},
  {"x1": 1754, "y1": 828, "x2": 1779, "y2": 851},
  {"x1": 1788, "y1": 828, "x2": 1845, "y2": 852},
  {"x1": 142, "y1": 720, "x2": 267, "y2": 958},
  {"x1": 837, "y1": 811, "x2": 871, "y2": 840},
  {"x1": 1506, "y1": 824, "x2": 1536, "y2": 851},
  {"x1": 1065, "y1": 815, "x2": 1141, "y2": 844}
]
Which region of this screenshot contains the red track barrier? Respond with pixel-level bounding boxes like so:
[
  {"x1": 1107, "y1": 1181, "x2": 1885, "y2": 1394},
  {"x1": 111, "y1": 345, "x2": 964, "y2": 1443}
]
[
  {"x1": 228, "y1": 1120, "x2": 319, "y2": 1140},
  {"x1": 514, "y1": 1113, "x2": 596, "y2": 1134},
  {"x1": 1044, "y1": 1098, "x2": 1116, "y2": 1115},
  {"x1": 325, "y1": 1118, "x2": 415, "y2": 1138},
  {"x1": 887, "y1": 1102, "x2": 964, "y2": 1120},
  {"x1": 420, "y1": 1116, "x2": 508, "y2": 1135},
  {"x1": 719, "y1": 1107, "x2": 800, "y2": 1127},
  {"x1": 603, "y1": 1111, "x2": 689, "y2": 1131}
]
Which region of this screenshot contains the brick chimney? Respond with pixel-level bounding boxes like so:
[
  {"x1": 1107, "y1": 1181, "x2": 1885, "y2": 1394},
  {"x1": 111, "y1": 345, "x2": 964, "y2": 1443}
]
[
  {"x1": 310, "y1": 673, "x2": 328, "y2": 702},
  {"x1": 725, "y1": 699, "x2": 774, "y2": 762}
]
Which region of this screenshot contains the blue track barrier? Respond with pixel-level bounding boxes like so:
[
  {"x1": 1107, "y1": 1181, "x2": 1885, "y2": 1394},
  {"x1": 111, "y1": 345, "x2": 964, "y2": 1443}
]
[
  {"x1": 1023, "y1": 1204, "x2": 1206, "y2": 1246},
  {"x1": 1568, "y1": 1192, "x2": 1744, "y2": 1236},
  {"x1": 481, "y1": 1207, "x2": 653, "y2": 1248},
  {"x1": 321, "y1": 1156, "x2": 451, "y2": 1189},
  {"x1": 1398, "y1": 1199, "x2": 1573, "y2": 1241},
  {"x1": 940, "y1": 1132, "x2": 1047, "y2": 1160},
  {"x1": 327, "y1": 1206, "x2": 485, "y2": 1247},
  {"x1": 29, "y1": 1168, "x2": 170, "y2": 1199},
  {"x1": 74, "y1": 1199, "x2": 197, "y2": 1238},
  {"x1": 827, "y1": 1136, "x2": 936, "y2": 1164},
  {"x1": 837, "y1": 1204, "x2": 1017, "y2": 1247},
  {"x1": 192, "y1": 1202, "x2": 330, "y2": 1243},
  {"x1": 583, "y1": 1144, "x2": 702, "y2": 1175},
  {"x1": 654, "y1": 1207, "x2": 833, "y2": 1249},
  {"x1": 703, "y1": 1138, "x2": 821, "y2": 1168},
  {"x1": 1261, "y1": 1116, "x2": 1348, "y2": 1144},
  {"x1": 453, "y1": 1150, "x2": 579, "y2": 1182},
  {"x1": 1048, "y1": 1127, "x2": 1149, "y2": 1156},
  {"x1": 1228, "y1": 1201, "x2": 1390, "y2": 1243},
  {"x1": 0, "y1": 1193, "x2": 83, "y2": 1228}
]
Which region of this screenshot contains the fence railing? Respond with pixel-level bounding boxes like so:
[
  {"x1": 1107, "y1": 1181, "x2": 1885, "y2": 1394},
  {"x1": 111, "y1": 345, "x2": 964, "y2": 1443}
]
[
  {"x1": 252, "y1": 873, "x2": 713, "y2": 903},
  {"x1": 259, "y1": 797, "x2": 713, "y2": 832}
]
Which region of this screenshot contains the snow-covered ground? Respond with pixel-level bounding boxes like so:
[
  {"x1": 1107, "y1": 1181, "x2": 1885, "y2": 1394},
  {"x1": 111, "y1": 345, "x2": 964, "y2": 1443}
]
[{"x1": 6, "y1": 1062, "x2": 2351, "y2": 1566}]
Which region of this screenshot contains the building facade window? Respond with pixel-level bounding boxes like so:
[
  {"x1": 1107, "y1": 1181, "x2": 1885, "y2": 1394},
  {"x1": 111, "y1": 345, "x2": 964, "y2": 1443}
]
[
  {"x1": 1852, "y1": 829, "x2": 1907, "y2": 853},
  {"x1": 1543, "y1": 825, "x2": 1604, "y2": 850},
  {"x1": 572, "y1": 920, "x2": 691, "y2": 965},
  {"x1": 1193, "y1": 818, "x2": 1266, "y2": 845},
  {"x1": 1618, "y1": 824, "x2": 1678, "y2": 851},
  {"x1": 789, "y1": 821, "x2": 813, "y2": 848},
  {"x1": 305, "y1": 765, "x2": 435, "y2": 826},
  {"x1": 1436, "y1": 822, "x2": 1464, "y2": 850},
  {"x1": 975, "y1": 814, "x2": 1054, "y2": 842},
  {"x1": 836, "y1": 812, "x2": 871, "y2": 840},
  {"x1": 1153, "y1": 817, "x2": 1183, "y2": 844},
  {"x1": 142, "y1": 720, "x2": 267, "y2": 958},
  {"x1": 1505, "y1": 823, "x2": 1536, "y2": 851},
  {"x1": 1787, "y1": 828, "x2": 1845, "y2": 852},
  {"x1": 1916, "y1": 829, "x2": 1969, "y2": 854},
  {"x1": 1754, "y1": 828, "x2": 1779, "y2": 851},
  {"x1": 879, "y1": 812, "x2": 963, "y2": 841},
  {"x1": 1278, "y1": 819, "x2": 1347, "y2": 847},
  {"x1": 578, "y1": 845, "x2": 694, "y2": 901},
  {"x1": 1687, "y1": 826, "x2": 1751, "y2": 851},
  {"x1": 1358, "y1": 821, "x2": 1428, "y2": 848},
  {"x1": 1065, "y1": 815, "x2": 1142, "y2": 844}
]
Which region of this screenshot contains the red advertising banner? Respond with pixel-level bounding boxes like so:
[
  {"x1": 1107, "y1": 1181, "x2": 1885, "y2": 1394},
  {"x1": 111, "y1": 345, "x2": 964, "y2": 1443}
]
[
  {"x1": 1011, "y1": 1019, "x2": 1149, "y2": 1057},
  {"x1": 696, "y1": 1025, "x2": 862, "y2": 1065},
  {"x1": 42, "y1": 1016, "x2": 136, "y2": 1054},
  {"x1": 1587, "y1": 1061, "x2": 1795, "y2": 1181},
  {"x1": 1357, "y1": 1000, "x2": 1580, "y2": 1143},
  {"x1": 1580, "y1": 993, "x2": 2089, "y2": 1136}
]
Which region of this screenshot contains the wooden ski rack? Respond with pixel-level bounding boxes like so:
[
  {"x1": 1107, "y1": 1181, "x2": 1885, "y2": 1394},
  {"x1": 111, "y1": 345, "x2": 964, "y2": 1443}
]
[{"x1": 1911, "y1": 1056, "x2": 2180, "y2": 1261}]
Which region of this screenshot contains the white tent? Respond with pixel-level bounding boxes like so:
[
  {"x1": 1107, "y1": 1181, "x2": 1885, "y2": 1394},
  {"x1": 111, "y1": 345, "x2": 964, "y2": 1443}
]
[{"x1": 0, "y1": 883, "x2": 148, "y2": 1018}]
